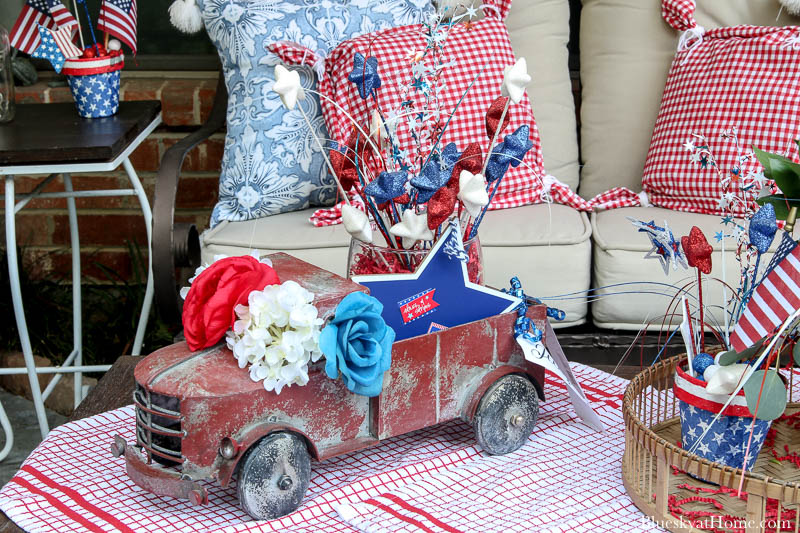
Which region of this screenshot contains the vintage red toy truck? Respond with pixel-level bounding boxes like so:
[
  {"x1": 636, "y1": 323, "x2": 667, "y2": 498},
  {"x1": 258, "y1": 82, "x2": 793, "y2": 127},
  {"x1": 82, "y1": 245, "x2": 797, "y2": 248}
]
[{"x1": 112, "y1": 253, "x2": 546, "y2": 520}]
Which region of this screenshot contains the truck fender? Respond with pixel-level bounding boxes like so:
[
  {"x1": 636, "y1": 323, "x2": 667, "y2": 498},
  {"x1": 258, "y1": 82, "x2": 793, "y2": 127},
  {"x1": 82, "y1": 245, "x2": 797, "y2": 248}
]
[
  {"x1": 217, "y1": 424, "x2": 319, "y2": 488},
  {"x1": 461, "y1": 366, "x2": 544, "y2": 423}
]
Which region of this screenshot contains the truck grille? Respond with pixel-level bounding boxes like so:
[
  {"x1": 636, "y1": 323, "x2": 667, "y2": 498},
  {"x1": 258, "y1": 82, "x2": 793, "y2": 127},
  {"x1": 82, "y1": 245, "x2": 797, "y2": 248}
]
[{"x1": 133, "y1": 382, "x2": 183, "y2": 466}]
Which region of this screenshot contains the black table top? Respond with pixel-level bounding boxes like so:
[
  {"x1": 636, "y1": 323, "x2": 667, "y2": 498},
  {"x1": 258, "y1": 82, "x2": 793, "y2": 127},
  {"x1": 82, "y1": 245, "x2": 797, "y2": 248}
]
[{"x1": 0, "y1": 100, "x2": 162, "y2": 167}]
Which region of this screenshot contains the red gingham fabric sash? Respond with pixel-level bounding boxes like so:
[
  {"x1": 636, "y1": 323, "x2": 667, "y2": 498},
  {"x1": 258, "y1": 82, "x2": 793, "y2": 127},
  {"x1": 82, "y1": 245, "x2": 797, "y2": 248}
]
[{"x1": 662, "y1": 0, "x2": 697, "y2": 31}]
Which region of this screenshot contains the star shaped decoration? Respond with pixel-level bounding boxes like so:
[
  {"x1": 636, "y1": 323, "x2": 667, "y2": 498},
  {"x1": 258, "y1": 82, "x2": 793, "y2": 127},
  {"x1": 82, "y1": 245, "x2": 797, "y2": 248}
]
[
  {"x1": 31, "y1": 25, "x2": 67, "y2": 73},
  {"x1": 352, "y1": 223, "x2": 521, "y2": 341},
  {"x1": 457, "y1": 170, "x2": 489, "y2": 217},
  {"x1": 273, "y1": 64, "x2": 306, "y2": 110},
  {"x1": 411, "y1": 143, "x2": 459, "y2": 203},
  {"x1": 683, "y1": 140, "x2": 695, "y2": 152},
  {"x1": 389, "y1": 209, "x2": 434, "y2": 248},
  {"x1": 341, "y1": 204, "x2": 373, "y2": 244},
  {"x1": 629, "y1": 218, "x2": 688, "y2": 275},
  {"x1": 501, "y1": 57, "x2": 531, "y2": 104},
  {"x1": 502, "y1": 125, "x2": 534, "y2": 168},
  {"x1": 364, "y1": 170, "x2": 408, "y2": 204},
  {"x1": 348, "y1": 53, "x2": 382, "y2": 100}
]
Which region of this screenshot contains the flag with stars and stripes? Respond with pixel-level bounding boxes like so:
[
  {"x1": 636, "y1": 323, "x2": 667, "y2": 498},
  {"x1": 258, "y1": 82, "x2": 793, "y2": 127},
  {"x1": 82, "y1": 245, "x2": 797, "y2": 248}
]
[
  {"x1": 97, "y1": 0, "x2": 137, "y2": 54},
  {"x1": 10, "y1": 0, "x2": 78, "y2": 55},
  {"x1": 730, "y1": 232, "x2": 800, "y2": 352}
]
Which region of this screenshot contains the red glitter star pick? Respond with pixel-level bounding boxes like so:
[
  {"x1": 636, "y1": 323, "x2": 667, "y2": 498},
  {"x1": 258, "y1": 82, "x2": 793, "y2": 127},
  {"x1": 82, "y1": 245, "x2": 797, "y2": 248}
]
[
  {"x1": 427, "y1": 186, "x2": 457, "y2": 229},
  {"x1": 449, "y1": 142, "x2": 483, "y2": 189},
  {"x1": 486, "y1": 96, "x2": 512, "y2": 140},
  {"x1": 681, "y1": 226, "x2": 713, "y2": 274}
]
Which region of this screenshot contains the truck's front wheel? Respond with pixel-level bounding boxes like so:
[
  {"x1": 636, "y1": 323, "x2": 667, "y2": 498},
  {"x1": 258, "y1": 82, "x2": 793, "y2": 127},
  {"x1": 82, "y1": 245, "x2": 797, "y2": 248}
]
[
  {"x1": 236, "y1": 432, "x2": 311, "y2": 520},
  {"x1": 473, "y1": 374, "x2": 539, "y2": 455}
]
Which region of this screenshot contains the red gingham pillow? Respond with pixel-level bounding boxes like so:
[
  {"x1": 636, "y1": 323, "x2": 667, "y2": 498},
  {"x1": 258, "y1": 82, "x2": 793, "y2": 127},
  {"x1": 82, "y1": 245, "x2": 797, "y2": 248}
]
[
  {"x1": 272, "y1": 2, "x2": 592, "y2": 226},
  {"x1": 638, "y1": 0, "x2": 800, "y2": 216}
]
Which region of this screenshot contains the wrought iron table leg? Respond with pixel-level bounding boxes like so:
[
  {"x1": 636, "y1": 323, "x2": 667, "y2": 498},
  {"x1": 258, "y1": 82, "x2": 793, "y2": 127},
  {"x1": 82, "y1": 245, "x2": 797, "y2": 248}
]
[
  {"x1": 62, "y1": 173, "x2": 83, "y2": 408},
  {"x1": 4, "y1": 175, "x2": 49, "y2": 439},
  {"x1": 124, "y1": 157, "x2": 154, "y2": 356}
]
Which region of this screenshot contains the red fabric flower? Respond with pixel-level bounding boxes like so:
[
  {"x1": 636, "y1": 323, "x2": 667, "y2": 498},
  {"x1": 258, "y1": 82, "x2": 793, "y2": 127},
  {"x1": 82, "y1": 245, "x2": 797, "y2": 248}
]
[
  {"x1": 182, "y1": 256, "x2": 280, "y2": 351},
  {"x1": 681, "y1": 226, "x2": 713, "y2": 274}
]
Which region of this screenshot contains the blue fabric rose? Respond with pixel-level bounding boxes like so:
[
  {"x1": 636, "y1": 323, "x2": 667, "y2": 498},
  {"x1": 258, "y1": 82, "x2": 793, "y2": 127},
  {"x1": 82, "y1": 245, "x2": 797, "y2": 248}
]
[{"x1": 321, "y1": 292, "x2": 395, "y2": 397}]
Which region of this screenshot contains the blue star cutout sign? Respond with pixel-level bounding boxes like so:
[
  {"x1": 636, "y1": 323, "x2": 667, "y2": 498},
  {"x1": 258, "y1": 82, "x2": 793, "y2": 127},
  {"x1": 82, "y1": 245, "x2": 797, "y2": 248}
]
[
  {"x1": 348, "y1": 53, "x2": 382, "y2": 100},
  {"x1": 364, "y1": 170, "x2": 407, "y2": 204},
  {"x1": 352, "y1": 223, "x2": 522, "y2": 341},
  {"x1": 412, "y1": 143, "x2": 460, "y2": 203},
  {"x1": 31, "y1": 25, "x2": 66, "y2": 73}
]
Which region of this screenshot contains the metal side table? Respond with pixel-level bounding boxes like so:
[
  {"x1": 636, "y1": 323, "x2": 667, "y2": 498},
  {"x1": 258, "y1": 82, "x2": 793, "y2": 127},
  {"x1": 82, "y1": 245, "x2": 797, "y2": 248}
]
[{"x1": 0, "y1": 101, "x2": 162, "y2": 455}]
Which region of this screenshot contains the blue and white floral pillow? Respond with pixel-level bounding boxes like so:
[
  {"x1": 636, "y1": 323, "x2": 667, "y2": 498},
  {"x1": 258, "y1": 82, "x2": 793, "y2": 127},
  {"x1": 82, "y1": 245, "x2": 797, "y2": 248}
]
[{"x1": 199, "y1": 0, "x2": 436, "y2": 227}]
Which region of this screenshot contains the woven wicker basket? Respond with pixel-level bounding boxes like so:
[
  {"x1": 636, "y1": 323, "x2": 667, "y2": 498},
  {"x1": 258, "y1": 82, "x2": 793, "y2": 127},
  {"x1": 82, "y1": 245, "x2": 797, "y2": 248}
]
[{"x1": 623, "y1": 355, "x2": 800, "y2": 532}]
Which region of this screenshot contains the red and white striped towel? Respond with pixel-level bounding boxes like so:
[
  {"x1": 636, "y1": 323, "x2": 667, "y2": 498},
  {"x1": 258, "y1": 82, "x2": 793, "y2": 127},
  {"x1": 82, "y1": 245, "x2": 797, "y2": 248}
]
[{"x1": 0, "y1": 364, "x2": 653, "y2": 533}]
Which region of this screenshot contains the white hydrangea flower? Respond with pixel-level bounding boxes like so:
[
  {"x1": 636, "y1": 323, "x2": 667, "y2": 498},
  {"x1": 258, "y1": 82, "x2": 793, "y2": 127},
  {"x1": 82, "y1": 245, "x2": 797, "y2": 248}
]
[{"x1": 226, "y1": 279, "x2": 324, "y2": 394}]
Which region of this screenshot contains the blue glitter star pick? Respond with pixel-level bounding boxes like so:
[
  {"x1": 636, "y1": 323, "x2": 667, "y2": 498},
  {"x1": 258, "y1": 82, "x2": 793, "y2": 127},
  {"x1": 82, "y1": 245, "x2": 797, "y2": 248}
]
[
  {"x1": 364, "y1": 170, "x2": 408, "y2": 204},
  {"x1": 348, "y1": 53, "x2": 382, "y2": 100},
  {"x1": 485, "y1": 142, "x2": 512, "y2": 183},
  {"x1": 749, "y1": 203, "x2": 778, "y2": 254},
  {"x1": 502, "y1": 125, "x2": 534, "y2": 168},
  {"x1": 31, "y1": 25, "x2": 66, "y2": 73},
  {"x1": 411, "y1": 143, "x2": 460, "y2": 203}
]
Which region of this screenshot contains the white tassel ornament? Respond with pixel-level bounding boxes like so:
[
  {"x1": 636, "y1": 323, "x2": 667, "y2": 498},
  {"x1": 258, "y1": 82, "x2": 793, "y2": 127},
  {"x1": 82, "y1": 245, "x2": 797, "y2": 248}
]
[
  {"x1": 780, "y1": 0, "x2": 800, "y2": 15},
  {"x1": 169, "y1": 0, "x2": 204, "y2": 34}
]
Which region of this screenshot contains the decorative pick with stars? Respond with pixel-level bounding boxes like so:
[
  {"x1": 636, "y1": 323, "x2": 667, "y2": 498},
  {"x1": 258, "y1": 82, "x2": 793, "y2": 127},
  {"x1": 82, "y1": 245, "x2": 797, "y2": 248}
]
[
  {"x1": 348, "y1": 52, "x2": 382, "y2": 100},
  {"x1": 352, "y1": 221, "x2": 521, "y2": 341},
  {"x1": 628, "y1": 217, "x2": 688, "y2": 275},
  {"x1": 31, "y1": 25, "x2": 82, "y2": 73}
]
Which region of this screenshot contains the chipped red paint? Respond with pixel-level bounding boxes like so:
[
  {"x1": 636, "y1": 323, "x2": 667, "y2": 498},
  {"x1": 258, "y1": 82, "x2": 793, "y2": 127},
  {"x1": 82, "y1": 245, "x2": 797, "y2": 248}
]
[{"x1": 123, "y1": 254, "x2": 546, "y2": 505}]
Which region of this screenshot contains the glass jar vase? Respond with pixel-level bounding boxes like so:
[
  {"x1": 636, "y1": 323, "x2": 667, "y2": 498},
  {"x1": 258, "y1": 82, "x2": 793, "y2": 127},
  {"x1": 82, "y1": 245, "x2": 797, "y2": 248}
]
[
  {"x1": 0, "y1": 25, "x2": 14, "y2": 123},
  {"x1": 347, "y1": 236, "x2": 484, "y2": 285}
]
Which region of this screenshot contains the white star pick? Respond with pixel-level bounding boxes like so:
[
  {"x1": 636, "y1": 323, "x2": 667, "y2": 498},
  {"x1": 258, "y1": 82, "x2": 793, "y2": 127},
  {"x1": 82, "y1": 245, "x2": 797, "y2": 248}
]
[
  {"x1": 501, "y1": 57, "x2": 531, "y2": 104},
  {"x1": 273, "y1": 64, "x2": 305, "y2": 110},
  {"x1": 390, "y1": 210, "x2": 434, "y2": 248},
  {"x1": 457, "y1": 170, "x2": 489, "y2": 217},
  {"x1": 341, "y1": 204, "x2": 373, "y2": 244}
]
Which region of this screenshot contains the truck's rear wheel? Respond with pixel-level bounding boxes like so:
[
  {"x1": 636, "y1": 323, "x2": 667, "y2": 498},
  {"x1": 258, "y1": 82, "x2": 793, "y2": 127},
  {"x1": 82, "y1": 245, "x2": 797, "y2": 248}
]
[
  {"x1": 473, "y1": 374, "x2": 539, "y2": 455},
  {"x1": 237, "y1": 432, "x2": 311, "y2": 520}
]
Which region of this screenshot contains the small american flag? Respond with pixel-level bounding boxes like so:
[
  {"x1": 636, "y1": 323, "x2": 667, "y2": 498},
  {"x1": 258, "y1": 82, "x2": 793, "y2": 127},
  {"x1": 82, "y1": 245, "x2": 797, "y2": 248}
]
[
  {"x1": 730, "y1": 232, "x2": 800, "y2": 351},
  {"x1": 10, "y1": 0, "x2": 77, "y2": 55},
  {"x1": 97, "y1": 0, "x2": 137, "y2": 55}
]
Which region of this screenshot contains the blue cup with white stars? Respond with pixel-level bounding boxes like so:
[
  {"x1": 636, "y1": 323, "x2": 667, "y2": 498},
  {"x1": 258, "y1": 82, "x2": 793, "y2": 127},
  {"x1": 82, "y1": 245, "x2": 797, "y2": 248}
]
[
  {"x1": 62, "y1": 54, "x2": 124, "y2": 119},
  {"x1": 674, "y1": 361, "x2": 770, "y2": 473}
]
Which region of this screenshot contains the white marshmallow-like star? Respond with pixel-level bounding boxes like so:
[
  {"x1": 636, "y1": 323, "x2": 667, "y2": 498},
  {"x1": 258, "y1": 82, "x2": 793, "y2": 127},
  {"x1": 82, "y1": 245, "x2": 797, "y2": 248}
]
[
  {"x1": 457, "y1": 170, "x2": 489, "y2": 217},
  {"x1": 273, "y1": 64, "x2": 306, "y2": 110},
  {"x1": 389, "y1": 210, "x2": 434, "y2": 248},
  {"x1": 501, "y1": 57, "x2": 531, "y2": 104},
  {"x1": 705, "y1": 363, "x2": 749, "y2": 395},
  {"x1": 342, "y1": 204, "x2": 373, "y2": 244}
]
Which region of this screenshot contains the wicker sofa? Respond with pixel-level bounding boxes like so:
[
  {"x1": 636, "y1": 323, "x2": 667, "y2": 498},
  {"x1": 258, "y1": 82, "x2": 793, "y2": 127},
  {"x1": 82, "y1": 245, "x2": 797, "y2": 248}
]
[{"x1": 152, "y1": 0, "x2": 798, "y2": 331}]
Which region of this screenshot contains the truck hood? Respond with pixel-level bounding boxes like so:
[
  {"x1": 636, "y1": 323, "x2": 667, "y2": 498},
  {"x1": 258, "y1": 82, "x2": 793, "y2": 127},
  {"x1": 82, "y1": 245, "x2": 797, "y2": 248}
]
[{"x1": 134, "y1": 342, "x2": 273, "y2": 399}]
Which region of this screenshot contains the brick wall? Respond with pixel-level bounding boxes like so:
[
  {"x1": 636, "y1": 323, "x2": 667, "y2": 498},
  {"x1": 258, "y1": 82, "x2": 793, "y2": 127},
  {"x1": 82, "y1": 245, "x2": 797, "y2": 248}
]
[{"x1": 3, "y1": 74, "x2": 224, "y2": 281}]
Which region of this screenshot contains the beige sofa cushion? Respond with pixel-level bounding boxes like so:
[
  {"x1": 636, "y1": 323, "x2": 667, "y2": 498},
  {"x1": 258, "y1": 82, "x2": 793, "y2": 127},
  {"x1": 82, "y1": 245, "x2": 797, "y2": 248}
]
[
  {"x1": 202, "y1": 203, "x2": 592, "y2": 327},
  {"x1": 578, "y1": 0, "x2": 800, "y2": 200},
  {"x1": 507, "y1": 0, "x2": 579, "y2": 190},
  {"x1": 592, "y1": 206, "x2": 794, "y2": 330}
]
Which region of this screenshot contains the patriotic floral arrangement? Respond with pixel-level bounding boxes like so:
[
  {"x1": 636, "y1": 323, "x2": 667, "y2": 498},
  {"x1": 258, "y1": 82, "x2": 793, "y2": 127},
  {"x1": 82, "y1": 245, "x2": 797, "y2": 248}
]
[
  {"x1": 180, "y1": 252, "x2": 394, "y2": 397},
  {"x1": 269, "y1": 5, "x2": 534, "y2": 275},
  {"x1": 10, "y1": 0, "x2": 137, "y2": 117},
  {"x1": 628, "y1": 130, "x2": 800, "y2": 476}
]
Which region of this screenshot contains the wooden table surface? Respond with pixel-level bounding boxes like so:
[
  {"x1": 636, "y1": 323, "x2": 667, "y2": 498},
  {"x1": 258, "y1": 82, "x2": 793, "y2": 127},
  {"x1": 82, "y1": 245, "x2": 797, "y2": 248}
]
[
  {"x1": 0, "y1": 357, "x2": 642, "y2": 532},
  {"x1": 0, "y1": 101, "x2": 161, "y2": 167}
]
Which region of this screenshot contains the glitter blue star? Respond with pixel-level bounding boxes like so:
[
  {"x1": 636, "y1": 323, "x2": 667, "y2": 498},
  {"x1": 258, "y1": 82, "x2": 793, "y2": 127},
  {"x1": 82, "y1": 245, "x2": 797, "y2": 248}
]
[
  {"x1": 364, "y1": 170, "x2": 407, "y2": 204},
  {"x1": 348, "y1": 53, "x2": 382, "y2": 100},
  {"x1": 486, "y1": 125, "x2": 534, "y2": 183},
  {"x1": 749, "y1": 203, "x2": 778, "y2": 254},
  {"x1": 411, "y1": 143, "x2": 459, "y2": 203}
]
